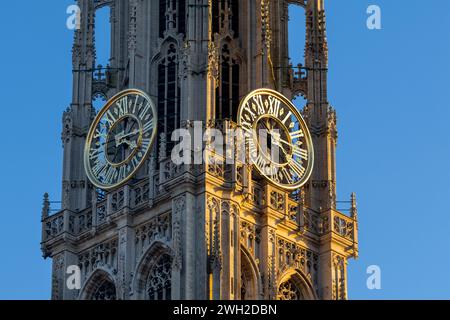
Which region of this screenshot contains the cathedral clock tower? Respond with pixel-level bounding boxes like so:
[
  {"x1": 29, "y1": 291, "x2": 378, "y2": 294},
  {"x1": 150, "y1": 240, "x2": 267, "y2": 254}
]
[{"x1": 41, "y1": 0, "x2": 358, "y2": 300}]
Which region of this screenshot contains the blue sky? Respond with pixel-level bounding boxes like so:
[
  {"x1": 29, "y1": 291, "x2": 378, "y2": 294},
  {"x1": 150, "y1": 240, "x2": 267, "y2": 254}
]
[{"x1": 0, "y1": 0, "x2": 449, "y2": 300}]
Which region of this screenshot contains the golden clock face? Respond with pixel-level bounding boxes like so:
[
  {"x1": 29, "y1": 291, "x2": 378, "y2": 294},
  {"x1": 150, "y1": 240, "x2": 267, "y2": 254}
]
[
  {"x1": 84, "y1": 89, "x2": 157, "y2": 190},
  {"x1": 237, "y1": 88, "x2": 314, "y2": 190}
]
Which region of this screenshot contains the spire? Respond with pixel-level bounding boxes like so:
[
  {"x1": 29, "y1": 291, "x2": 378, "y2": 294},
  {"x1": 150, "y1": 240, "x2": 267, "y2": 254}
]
[
  {"x1": 303, "y1": 0, "x2": 336, "y2": 212},
  {"x1": 305, "y1": 0, "x2": 329, "y2": 122},
  {"x1": 351, "y1": 192, "x2": 358, "y2": 219},
  {"x1": 351, "y1": 192, "x2": 359, "y2": 258},
  {"x1": 305, "y1": 0, "x2": 328, "y2": 69}
]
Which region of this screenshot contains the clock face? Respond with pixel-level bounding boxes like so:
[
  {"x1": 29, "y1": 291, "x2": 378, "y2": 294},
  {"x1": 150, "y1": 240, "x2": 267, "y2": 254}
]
[
  {"x1": 237, "y1": 88, "x2": 314, "y2": 190},
  {"x1": 84, "y1": 89, "x2": 157, "y2": 190}
]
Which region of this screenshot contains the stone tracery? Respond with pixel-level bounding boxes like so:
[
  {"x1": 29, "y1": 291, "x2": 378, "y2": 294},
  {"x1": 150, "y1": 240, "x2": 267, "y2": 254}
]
[
  {"x1": 92, "y1": 279, "x2": 117, "y2": 300},
  {"x1": 147, "y1": 254, "x2": 173, "y2": 300},
  {"x1": 277, "y1": 279, "x2": 303, "y2": 300}
]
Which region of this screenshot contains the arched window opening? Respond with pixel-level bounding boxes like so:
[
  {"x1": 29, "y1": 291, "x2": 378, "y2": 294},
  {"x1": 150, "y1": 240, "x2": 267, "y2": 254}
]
[
  {"x1": 94, "y1": 6, "x2": 111, "y2": 68},
  {"x1": 240, "y1": 250, "x2": 257, "y2": 300},
  {"x1": 241, "y1": 273, "x2": 247, "y2": 300},
  {"x1": 93, "y1": 93, "x2": 107, "y2": 112},
  {"x1": 147, "y1": 254, "x2": 173, "y2": 300},
  {"x1": 292, "y1": 91, "x2": 307, "y2": 110},
  {"x1": 215, "y1": 44, "x2": 240, "y2": 121},
  {"x1": 92, "y1": 279, "x2": 117, "y2": 300},
  {"x1": 157, "y1": 43, "x2": 181, "y2": 157},
  {"x1": 288, "y1": 4, "x2": 307, "y2": 106}
]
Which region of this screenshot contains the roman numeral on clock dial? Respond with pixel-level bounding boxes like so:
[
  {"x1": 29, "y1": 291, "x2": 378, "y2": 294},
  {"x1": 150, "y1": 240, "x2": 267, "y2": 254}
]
[
  {"x1": 292, "y1": 145, "x2": 308, "y2": 160},
  {"x1": 290, "y1": 130, "x2": 304, "y2": 140},
  {"x1": 105, "y1": 110, "x2": 117, "y2": 127},
  {"x1": 143, "y1": 121, "x2": 154, "y2": 134},
  {"x1": 116, "y1": 97, "x2": 130, "y2": 116},
  {"x1": 89, "y1": 148, "x2": 104, "y2": 160},
  {"x1": 289, "y1": 160, "x2": 306, "y2": 178},
  {"x1": 139, "y1": 103, "x2": 151, "y2": 119},
  {"x1": 268, "y1": 96, "x2": 281, "y2": 117},
  {"x1": 92, "y1": 162, "x2": 107, "y2": 177}
]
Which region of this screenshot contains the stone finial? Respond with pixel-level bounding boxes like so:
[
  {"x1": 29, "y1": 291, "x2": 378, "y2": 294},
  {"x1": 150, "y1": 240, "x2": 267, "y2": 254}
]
[
  {"x1": 350, "y1": 192, "x2": 359, "y2": 258},
  {"x1": 350, "y1": 192, "x2": 358, "y2": 220},
  {"x1": 158, "y1": 133, "x2": 167, "y2": 162},
  {"x1": 42, "y1": 193, "x2": 50, "y2": 220}
]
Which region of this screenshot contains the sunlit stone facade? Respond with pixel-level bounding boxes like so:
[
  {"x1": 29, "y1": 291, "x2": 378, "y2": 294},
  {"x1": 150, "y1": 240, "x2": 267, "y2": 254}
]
[{"x1": 41, "y1": 0, "x2": 358, "y2": 300}]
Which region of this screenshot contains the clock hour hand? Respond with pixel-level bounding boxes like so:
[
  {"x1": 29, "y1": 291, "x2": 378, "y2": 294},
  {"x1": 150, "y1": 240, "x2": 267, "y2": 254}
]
[
  {"x1": 270, "y1": 135, "x2": 290, "y2": 159},
  {"x1": 115, "y1": 129, "x2": 140, "y2": 148},
  {"x1": 116, "y1": 129, "x2": 140, "y2": 140},
  {"x1": 260, "y1": 119, "x2": 272, "y2": 133},
  {"x1": 274, "y1": 140, "x2": 290, "y2": 156}
]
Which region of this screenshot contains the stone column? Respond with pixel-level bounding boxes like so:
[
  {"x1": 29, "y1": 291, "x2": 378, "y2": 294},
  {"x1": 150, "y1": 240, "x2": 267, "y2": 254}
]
[
  {"x1": 171, "y1": 196, "x2": 185, "y2": 299},
  {"x1": 51, "y1": 251, "x2": 79, "y2": 300},
  {"x1": 116, "y1": 224, "x2": 135, "y2": 300},
  {"x1": 318, "y1": 250, "x2": 333, "y2": 300}
]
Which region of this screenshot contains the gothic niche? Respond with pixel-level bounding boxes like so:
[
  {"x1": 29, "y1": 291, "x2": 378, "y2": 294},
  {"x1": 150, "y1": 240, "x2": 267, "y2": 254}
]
[
  {"x1": 240, "y1": 249, "x2": 257, "y2": 300},
  {"x1": 147, "y1": 254, "x2": 173, "y2": 300}
]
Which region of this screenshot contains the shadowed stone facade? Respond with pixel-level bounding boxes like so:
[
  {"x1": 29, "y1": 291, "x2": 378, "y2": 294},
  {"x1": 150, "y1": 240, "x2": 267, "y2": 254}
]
[{"x1": 41, "y1": 0, "x2": 358, "y2": 300}]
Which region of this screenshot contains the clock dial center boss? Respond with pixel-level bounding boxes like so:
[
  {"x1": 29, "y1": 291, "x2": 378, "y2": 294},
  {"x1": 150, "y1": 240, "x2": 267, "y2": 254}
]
[{"x1": 237, "y1": 88, "x2": 314, "y2": 190}]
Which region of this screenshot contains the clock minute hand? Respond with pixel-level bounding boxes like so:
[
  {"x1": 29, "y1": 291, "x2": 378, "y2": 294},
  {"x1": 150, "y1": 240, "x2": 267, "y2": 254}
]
[
  {"x1": 118, "y1": 129, "x2": 140, "y2": 140},
  {"x1": 120, "y1": 139, "x2": 138, "y2": 149},
  {"x1": 115, "y1": 130, "x2": 126, "y2": 147},
  {"x1": 277, "y1": 138, "x2": 296, "y2": 148}
]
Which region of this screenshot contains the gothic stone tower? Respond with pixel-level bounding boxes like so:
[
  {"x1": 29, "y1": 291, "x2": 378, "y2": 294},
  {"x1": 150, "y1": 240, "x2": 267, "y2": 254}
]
[{"x1": 41, "y1": 0, "x2": 358, "y2": 300}]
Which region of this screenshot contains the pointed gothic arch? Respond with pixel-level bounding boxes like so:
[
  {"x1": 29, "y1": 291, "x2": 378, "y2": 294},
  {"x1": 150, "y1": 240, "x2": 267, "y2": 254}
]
[
  {"x1": 93, "y1": 4, "x2": 111, "y2": 68},
  {"x1": 133, "y1": 241, "x2": 174, "y2": 300},
  {"x1": 211, "y1": 0, "x2": 246, "y2": 122},
  {"x1": 240, "y1": 245, "x2": 262, "y2": 300},
  {"x1": 276, "y1": 269, "x2": 317, "y2": 300},
  {"x1": 152, "y1": 39, "x2": 182, "y2": 157},
  {"x1": 79, "y1": 268, "x2": 117, "y2": 300},
  {"x1": 214, "y1": 37, "x2": 245, "y2": 121},
  {"x1": 287, "y1": 2, "x2": 307, "y2": 100}
]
